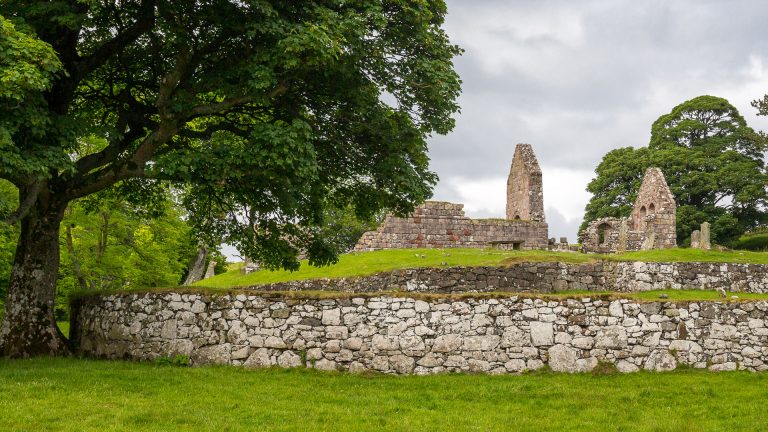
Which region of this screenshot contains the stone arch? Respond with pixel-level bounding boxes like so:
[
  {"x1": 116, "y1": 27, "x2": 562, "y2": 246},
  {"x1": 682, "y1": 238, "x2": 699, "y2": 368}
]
[
  {"x1": 635, "y1": 206, "x2": 647, "y2": 230},
  {"x1": 597, "y1": 222, "x2": 612, "y2": 245},
  {"x1": 514, "y1": 215, "x2": 521, "y2": 220}
]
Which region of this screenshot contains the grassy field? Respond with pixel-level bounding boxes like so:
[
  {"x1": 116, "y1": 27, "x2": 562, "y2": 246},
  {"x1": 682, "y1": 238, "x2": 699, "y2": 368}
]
[
  {"x1": 1, "y1": 358, "x2": 768, "y2": 431},
  {"x1": 195, "y1": 248, "x2": 768, "y2": 288}
]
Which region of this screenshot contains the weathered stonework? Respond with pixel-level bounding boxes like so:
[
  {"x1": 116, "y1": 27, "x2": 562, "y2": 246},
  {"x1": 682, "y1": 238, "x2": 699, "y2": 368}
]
[
  {"x1": 506, "y1": 144, "x2": 545, "y2": 222},
  {"x1": 72, "y1": 292, "x2": 768, "y2": 374},
  {"x1": 582, "y1": 168, "x2": 677, "y2": 253},
  {"x1": 354, "y1": 201, "x2": 548, "y2": 251},
  {"x1": 355, "y1": 145, "x2": 549, "y2": 251},
  {"x1": 233, "y1": 261, "x2": 768, "y2": 294}
]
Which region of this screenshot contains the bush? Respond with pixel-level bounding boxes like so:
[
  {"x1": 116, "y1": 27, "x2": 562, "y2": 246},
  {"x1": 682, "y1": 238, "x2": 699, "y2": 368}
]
[{"x1": 732, "y1": 233, "x2": 768, "y2": 251}]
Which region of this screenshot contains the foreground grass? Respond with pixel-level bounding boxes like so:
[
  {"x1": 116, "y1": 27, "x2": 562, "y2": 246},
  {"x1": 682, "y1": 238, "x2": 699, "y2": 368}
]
[
  {"x1": 197, "y1": 248, "x2": 768, "y2": 289},
  {"x1": 1, "y1": 358, "x2": 767, "y2": 431}
]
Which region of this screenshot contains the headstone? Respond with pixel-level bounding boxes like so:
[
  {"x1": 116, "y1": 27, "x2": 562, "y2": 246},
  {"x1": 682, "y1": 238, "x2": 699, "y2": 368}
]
[
  {"x1": 641, "y1": 231, "x2": 655, "y2": 250},
  {"x1": 700, "y1": 222, "x2": 711, "y2": 250},
  {"x1": 691, "y1": 230, "x2": 701, "y2": 249},
  {"x1": 203, "y1": 260, "x2": 217, "y2": 280},
  {"x1": 241, "y1": 258, "x2": 260, "y2": 275}
]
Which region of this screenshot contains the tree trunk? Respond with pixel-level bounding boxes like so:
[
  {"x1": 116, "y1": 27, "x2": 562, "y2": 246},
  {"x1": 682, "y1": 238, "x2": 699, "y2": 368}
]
[
  {"x1": 0, "y1": 204, "x2": 69, "y2": 357},
  {"x1": 183, "y1": 244, "x2": 208, "y2": 285}
]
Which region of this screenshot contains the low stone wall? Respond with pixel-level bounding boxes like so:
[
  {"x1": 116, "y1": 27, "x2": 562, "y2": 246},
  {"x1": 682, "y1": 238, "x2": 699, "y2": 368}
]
[
  {"x1": 72, "y1": 292, "x2": 768, "y2": 374},
  {"x1": 612, "y1": 261, "x2": 768, "y2": 292},
  {"x1": 240, "y1": 261, "x2": 768, "y2": 294}
]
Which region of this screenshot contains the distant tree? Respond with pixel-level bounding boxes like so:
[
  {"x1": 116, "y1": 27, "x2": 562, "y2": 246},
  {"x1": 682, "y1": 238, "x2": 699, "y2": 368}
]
[
  {"x1": 319, "y1": 205, "x2": 385, "y2": 254},
  {"x1": 0, "y1": 180, "x2": 18, "y2": 309},
  {"x1": 59, "y1": 189, "x2": 191, "y2": 293},
  {"x1": 0, "y1": 2, "x2": 461, "y2": 356},
  {"x1": 581, "y1": 95, "x2": 767, "y2": 245},
  {"x1": 579, "y1": 147, "x2": 650, "y2": 236}
]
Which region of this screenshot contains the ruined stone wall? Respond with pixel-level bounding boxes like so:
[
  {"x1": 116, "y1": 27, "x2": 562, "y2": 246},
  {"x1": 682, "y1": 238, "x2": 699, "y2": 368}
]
[
  {"x1": 354, "y1": 201, "x2": 548, "y2": 251},
  {"x1": 73, "y1": 292, "x2": 768, "y2": 374},
  {"x1": 234, "y1": 261, "x2": 768, "y2": 294},
  {"x1": 581, "y1": 167, "x2": 678, "y2": 253},
  {"x1": 631, "y1": 168, "x2": 676, "y2": 249},
  {"x1": 506, "y1": 144, "x2": 545, "y2": 222}
]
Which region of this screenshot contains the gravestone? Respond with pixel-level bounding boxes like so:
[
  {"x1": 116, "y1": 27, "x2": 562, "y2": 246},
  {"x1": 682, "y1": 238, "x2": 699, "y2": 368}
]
[
  {"x1": 203, "y1": 261, "x2": 217, "y2": 280},
  {"x1": 700, "y1": 222, "x2": 711, "y2": 250},
  {"x1": 691, "y1": 230, "x2": 701, "y2": 249}
]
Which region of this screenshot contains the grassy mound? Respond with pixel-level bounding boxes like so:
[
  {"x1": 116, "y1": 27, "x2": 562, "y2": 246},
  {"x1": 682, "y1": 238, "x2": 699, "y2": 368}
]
[
  {"x1": 196, "y1": 248, "x2": 768, "y2": 289},
  {"x1": 2, "y1": 358, "x2": 768, "y2": 431},
  {"x1": 196, "y1": 249, "x2": 595, "y2": 288}
]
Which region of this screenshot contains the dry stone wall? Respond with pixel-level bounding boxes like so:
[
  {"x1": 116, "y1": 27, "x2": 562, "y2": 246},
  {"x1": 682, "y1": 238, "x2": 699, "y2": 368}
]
[
  {"x1": 355, "y1": 201, "x2": 548, "y2": 251},
  {"x1": 234, "y1": 261, "x2": 768, "y2": 294},
  {"x1": 73, "y1": 292, "x2": 768, "y2": 374}
]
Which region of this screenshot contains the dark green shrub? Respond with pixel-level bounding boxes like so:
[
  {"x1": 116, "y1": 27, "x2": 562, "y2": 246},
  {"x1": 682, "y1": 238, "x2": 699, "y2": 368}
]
[{"x1": 732, "y1": 233, "x2": 768, "y2": 251}]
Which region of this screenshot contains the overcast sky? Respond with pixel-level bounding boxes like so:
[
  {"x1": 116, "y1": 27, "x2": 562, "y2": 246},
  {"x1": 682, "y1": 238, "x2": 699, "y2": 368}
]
[{"x1": 428, "y1": 0, "x2": 768, "y2": 242}]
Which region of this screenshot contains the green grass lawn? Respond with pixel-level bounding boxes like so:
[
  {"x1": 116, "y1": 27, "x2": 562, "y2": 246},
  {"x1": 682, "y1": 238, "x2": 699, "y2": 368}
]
[
  {"x1": 197, "y1": 248, "x2": 596, "y2": 288},
  {"x1": 606, "y1": 248, "x2": 768, "y2": 264},
  {"x1": 196, "y1": 248, "x2": 768, "y2": 289},
  {"x1": 1, "y1": 358, "x2": 768, "y2": 431}
]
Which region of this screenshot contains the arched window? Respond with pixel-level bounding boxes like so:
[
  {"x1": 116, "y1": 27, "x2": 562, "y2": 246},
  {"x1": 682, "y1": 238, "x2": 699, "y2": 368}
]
[
  {"x1": 597, "y1": 223, "x2": 612, "y2": 245},
  {"x1": 636, "y1": 206, "x2": 647, "y2": 230},
  {"x1": 514, "y1": 215, "x2": 521, "y2": 220},
  {"x1": 648, "y1": 203, "x2": 655, "y2": 214}
]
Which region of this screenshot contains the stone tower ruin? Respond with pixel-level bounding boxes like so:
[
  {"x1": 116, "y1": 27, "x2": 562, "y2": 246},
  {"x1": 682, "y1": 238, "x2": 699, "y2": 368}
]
[
  {"x1": 581, "y1": 167, "x2": 677, "y2": 253},
  {"x1": 630, "y1": 167, "x2": 676, "y2": 249},
  {"x1": 506, "y1": 144, "x2": 545, "y2": 222}
]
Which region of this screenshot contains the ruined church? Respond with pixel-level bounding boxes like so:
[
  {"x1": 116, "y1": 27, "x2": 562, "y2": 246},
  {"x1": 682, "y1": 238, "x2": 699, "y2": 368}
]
[
  {"x1": 354, "y1": 143, "x2": 549, "y2": 251},
  {"x1": 580, "y1": 167, "x2": 677, "y2": 253}
]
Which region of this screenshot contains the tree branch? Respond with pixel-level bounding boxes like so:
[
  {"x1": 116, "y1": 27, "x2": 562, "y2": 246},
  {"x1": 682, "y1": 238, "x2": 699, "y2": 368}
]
[
  {"x1": 3, "y1": 181, "x2": 42, "y2": 225},
  {"x1": 190, "y1": 96, "x2": 254, "y2": 116},
  {"x1": 76, "y1": 0, "x2": 157, "y2": 80}
]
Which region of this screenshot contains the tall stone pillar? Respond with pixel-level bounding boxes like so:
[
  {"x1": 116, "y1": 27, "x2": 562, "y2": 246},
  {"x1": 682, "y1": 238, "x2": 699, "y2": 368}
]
[
  {"x1": 700, "y1": 222, "x2": 711, "y2": 250},
  {"x1": 617, "y1": 218, "x2": 628, "y2": 253}
]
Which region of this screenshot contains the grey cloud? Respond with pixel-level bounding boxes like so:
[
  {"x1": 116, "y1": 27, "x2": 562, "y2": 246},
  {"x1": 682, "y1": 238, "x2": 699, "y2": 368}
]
[{"x1": 427, "y1": 0, "x2": 768, "y2": 242}]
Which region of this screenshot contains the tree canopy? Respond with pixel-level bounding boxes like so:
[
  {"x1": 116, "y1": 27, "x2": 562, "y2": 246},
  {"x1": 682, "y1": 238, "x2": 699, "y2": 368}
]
[
  {"x1": 0, "y1": 0, "x2": 462, "y2": 357},
  {"x1": 1, "y1": 0, "x2": 461, "y2": 267},
  {"x1": 581, "y1": 95, "x2": 767, "y2": 245}
]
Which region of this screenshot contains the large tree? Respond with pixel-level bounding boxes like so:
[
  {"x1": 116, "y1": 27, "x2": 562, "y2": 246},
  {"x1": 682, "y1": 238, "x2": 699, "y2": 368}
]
[
  {"x1": 581, "y1": 95, "x2": 767, "y2": 244},
  {"x1": 0, "y1": 1, "x2": 461, "y2": 357}
]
